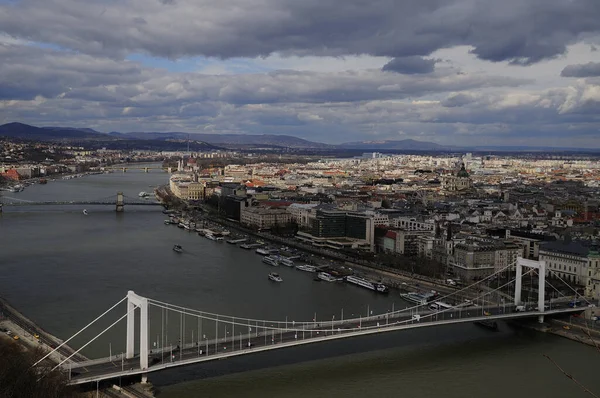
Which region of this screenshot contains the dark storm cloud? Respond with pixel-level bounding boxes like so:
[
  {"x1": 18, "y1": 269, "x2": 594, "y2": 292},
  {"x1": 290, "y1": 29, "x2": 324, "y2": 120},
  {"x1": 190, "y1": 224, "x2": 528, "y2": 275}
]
[
  {"x1": 0, "y1": 0, "x2": 599, "y2": 63},
  {"x1": 561, "y1": 62, "x2": 600, "y2": 77},
  {"x1": 382, "y1": 56, "x2": 436, "y2": 74}
]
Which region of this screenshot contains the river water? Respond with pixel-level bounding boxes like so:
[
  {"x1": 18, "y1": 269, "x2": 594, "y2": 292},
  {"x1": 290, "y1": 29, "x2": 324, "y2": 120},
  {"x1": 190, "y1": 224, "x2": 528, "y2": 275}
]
[{"x1": 0, "y1": 166, "x2": 598, "y2": 397}]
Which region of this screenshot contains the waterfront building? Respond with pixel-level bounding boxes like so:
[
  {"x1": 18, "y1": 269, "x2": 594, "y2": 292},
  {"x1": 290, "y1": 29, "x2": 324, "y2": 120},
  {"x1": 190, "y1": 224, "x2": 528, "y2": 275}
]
[
  {"x1": 540, "y1": 241, "x2": 600, "y2": 297},
  {"x1": 240, "y1": 206, "x2": 292, "y2": 229},
  {"x1": 451, "y1": 239, "x2": 521, "y2": 281}
]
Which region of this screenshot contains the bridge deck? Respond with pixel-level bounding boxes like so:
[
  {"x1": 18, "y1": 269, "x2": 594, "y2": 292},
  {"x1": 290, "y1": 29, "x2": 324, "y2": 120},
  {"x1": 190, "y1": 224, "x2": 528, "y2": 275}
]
[{"x1": 67, "y1": 306, "x2": 583, "y2": 385}]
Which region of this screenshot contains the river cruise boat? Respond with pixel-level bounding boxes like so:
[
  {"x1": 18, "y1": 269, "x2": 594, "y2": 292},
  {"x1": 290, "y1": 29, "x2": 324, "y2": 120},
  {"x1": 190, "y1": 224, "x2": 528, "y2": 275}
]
[
  {"x1": 227, "y1": 238, "x2": 247, "y2": 244},
  {"x1": 317, "y1": 272, "x2": 340, "y2": 282},
  {"x1": 296, "y1": 264, "x2": 317, "y2": 273},
  {"x1": 172, "y1": 245, "x2": 183, "y2": 253},
  {"x1": 256, "y1": 247, "x2": 271, "y2": 255},
  {"x1": 428, "y1": 301, "x2": 454, "y2": 311},
  {"x1": 279, "y1": 257, "x2": 295, "y2": 267},
  {"x1": 263, "y1": 256, "x2": 279, "y2": 266},
  {"x1": 345, "y1": 275, "x2": 389, "y2": 294},
  {"x1": 240, "y1": 243, "x2": 262, "y2": 250},
  {"x1": 268, "y1": 272, "x2": 283, "y2": 282},
  {"x1": 400, "y1": 291, "x2": 436, "y2": 305}
]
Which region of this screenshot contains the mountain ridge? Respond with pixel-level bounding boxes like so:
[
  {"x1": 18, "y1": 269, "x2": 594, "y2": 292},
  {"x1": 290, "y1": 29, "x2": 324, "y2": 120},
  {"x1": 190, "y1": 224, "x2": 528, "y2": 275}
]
[{"x1": 1, "y1": 122, "x2": 598, "y2": 152}]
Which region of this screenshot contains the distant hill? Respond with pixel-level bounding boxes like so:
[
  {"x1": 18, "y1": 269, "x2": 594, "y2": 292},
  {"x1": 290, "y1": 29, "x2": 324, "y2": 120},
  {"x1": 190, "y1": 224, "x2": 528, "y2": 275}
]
[
  {"x1": 119, "y1": 132, "x2": 331, "y2": 149},
  {"x1": 339, "y1": 139, "x2": 450, "y2": 151},
  {"x1": 0, "y1": 122, "x2": 107, "y2": 140},
  {"x1": 0, "y1": 123, "x2": 222, "y2": 151}
]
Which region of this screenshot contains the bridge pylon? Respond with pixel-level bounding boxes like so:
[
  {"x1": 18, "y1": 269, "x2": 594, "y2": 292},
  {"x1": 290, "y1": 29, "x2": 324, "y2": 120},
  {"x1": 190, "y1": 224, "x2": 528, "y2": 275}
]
[
  {"x1": 116, "y1": 192, "x2": 124, "y2": 212},
  {"x1": 514, "y1": 257, "x2": 546, "y2": 323},
  {"x1": 126, "y1": 291, "x2": 149, "y2": 370}
]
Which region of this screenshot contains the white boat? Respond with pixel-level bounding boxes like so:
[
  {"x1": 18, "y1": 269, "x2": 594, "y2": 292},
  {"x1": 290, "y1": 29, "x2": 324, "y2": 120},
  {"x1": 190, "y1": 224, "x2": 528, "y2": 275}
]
[
  {"x1": 227, "y1": 238, "x2": 247, "y2": 244},
  {"x1": 205, "y1": 234, "x2": 217, "y2": 241},
  {"x1": 263, "y1": 256, "x2": 279, "y2": 266},
  {"x1": 346, "y1": 275, "x2": 389, "y2": 294},
  {"x1": 83, "y1": 209, "x2": 89, "y2": 216},
  {"x1": 428, "y1": 301, "x2": 453, "y2": 311},
  {"x1": 268, "y1": 272, "x2": 283, "y2": 282},
  {"x1": 317, "y1": 272, "x2": 340, "y2": 282},
  {"x1": 240, "y1": 243, "x2": 262, "y2": 250},
  {"x1": 256, "y1": 247, "x2": 271, "y2": 255},
  {"x1": 400, "y1": 292, "x2": 436, "y2": 305},
  {"x1": 215, "y1": 236, "x2": 224, "y2": 241},
  {"x1": 296, "y1": 264, "x2": 317, "y2": 273},
  {"x1": 138, "y1": 191, "x2": 150, "y2": 197},
  {"x1": 279, "y1": 257, "x2": 295, "y2": 267}
]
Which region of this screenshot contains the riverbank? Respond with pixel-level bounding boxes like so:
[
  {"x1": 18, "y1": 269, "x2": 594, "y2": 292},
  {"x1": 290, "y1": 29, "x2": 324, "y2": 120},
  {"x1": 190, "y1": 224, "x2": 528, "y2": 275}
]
[
  {"x1": 0, "y1": 296, "x2": 88, "y2": 364},
  {"x1": 157, "y1": 188, "x2": 484, "y2": 301}
]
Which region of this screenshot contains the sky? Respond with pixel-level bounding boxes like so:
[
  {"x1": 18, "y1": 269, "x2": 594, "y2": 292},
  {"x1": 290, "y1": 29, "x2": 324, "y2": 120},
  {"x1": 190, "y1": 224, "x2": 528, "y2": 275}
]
[{"x1": 0, "y1": 0, "x2": 600, "y2": 147}]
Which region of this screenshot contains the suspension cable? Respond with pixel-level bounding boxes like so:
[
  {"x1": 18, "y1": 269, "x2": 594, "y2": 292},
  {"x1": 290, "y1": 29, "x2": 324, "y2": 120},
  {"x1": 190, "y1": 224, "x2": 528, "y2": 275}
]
[
  {"x1": 50, "y1": 301, "x2": 138, "y2": 372},
  {"x1": 147, "y1": 272, "x2": 531, "y2": 334},
  {"x1": 32, "y1": 296, "x2": 127, "y2": 367}
]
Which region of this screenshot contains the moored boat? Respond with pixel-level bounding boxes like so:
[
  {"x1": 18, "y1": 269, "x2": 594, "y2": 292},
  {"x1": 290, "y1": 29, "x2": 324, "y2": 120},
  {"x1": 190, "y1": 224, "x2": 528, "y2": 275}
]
[
  {"x1": 279, "y1": 257, "x2": 295, "y2": 267},
  {"x1": 345, "y1": 275, "x2": 388, "y2": 294},
  {"x1": 263, "y1": 256, "x2": 279, "y2": 266},
  {"x1": 296, "y1": 264, "x2": 317, "y2": 273},
  {"x1": 317, "y1": 272, "x2": 340, "y2": 282},
  {"x1": 400, "y1": 291, "x2": 436, "y2": 305}
]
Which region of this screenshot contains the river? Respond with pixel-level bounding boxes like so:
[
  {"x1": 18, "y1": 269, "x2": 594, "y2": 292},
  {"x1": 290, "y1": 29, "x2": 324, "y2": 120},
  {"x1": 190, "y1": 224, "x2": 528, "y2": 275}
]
[{"x1": 0, "y1": 166, "x2": 598, "y2": 397}]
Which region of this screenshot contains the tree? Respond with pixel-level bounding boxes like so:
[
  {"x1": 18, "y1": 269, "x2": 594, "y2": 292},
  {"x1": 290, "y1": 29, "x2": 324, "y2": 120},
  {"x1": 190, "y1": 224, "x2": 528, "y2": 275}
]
[{"x1": 0, "y1": 339, "x2": 76, "y2": 398}]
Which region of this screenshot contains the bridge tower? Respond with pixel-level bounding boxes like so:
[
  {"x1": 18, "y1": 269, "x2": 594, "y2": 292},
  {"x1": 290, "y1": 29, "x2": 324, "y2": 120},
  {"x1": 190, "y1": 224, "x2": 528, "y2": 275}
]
[
  {"x1": 116, "y1": 192, "x2": 124, "y2": 212},
  {"x1": 126, "y1": 291, "x2": 149, "y2": 371},
  {"x1": 514, "y1": 257, "x2": 546, "y2": 323}
]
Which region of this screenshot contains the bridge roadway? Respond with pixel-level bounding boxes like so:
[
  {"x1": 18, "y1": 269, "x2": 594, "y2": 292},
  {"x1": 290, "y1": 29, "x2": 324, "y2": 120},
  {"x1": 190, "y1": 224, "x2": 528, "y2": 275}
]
[{"x1": 66, "y1": 304, "x2": 584, "y2": 385}]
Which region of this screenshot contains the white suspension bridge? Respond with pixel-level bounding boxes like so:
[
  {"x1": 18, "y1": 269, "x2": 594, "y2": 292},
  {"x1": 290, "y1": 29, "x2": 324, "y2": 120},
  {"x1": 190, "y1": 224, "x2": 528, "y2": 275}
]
[{"x1": 32, "y1": 258, "x2": 593, "y2": 387}]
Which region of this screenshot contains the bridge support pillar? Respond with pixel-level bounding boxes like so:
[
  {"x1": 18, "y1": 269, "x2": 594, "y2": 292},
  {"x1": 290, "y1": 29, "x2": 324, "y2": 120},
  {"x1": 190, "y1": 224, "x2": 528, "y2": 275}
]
[
  {"x1": 167, "y1": 167, "x2": 172, "y2": 174},
  {"x1": 514, "y1": 257, "x2": 546, "y2": 322},
  {"x1": 144, "y1": 167, "x2": 149, "y2": 173},
  {"x1": 125, "y1": 291, "x2": 150, "y2": 369},
  {"x1": 116, "y1": 192, "x2": 124, "y2": 213},
  {"x1": 122, "y1": 167, "x2": 126, "y2": 173},
  {"x1": 126, "y1": 291, "x2": 136, "y2": 359},
  {"x1": 141, "y1": 374, "x2": 148, "y2": 384},
  {"x1": 140, "y1": 297, "x2": 149, "y2": 370}
]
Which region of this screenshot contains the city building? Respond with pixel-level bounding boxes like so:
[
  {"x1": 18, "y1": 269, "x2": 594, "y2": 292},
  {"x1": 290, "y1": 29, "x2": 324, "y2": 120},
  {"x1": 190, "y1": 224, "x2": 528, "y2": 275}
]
[
  {"x1": 540, "y1": 241, "x2": 600, "y2": 297},
  {"x1": 240, "y1": 206, "x2": 292, "y2": 229}
]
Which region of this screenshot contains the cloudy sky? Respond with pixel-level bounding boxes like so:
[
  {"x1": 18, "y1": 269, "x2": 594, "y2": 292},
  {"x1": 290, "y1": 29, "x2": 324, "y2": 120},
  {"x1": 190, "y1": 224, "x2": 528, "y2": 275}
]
[{"x1": 1, "y1": 0, "x2": 600, "y2": 147}]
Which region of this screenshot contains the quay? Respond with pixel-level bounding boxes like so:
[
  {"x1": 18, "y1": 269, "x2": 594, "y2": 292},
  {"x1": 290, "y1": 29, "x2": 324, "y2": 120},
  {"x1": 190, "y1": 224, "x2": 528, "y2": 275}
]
[
  {"x1": 0, "y1": 296, "x2": 89, "y2": 364},
  {"x1": 166, "y1": 198, "x2": 469, "y2": 299}
]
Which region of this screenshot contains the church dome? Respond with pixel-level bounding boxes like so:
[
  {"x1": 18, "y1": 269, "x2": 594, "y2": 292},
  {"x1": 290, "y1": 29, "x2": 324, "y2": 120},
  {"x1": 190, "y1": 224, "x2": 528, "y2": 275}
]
[{"x1": 457, "y1": 163, "x2": 469, "y2": 178}]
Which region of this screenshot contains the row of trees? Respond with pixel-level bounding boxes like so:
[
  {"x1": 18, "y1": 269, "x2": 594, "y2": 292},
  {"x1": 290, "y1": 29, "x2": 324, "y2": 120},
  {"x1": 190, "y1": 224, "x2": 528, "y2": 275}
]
[{"x1": 0, "y1": 339, "x2": 75, "y2": 398}]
